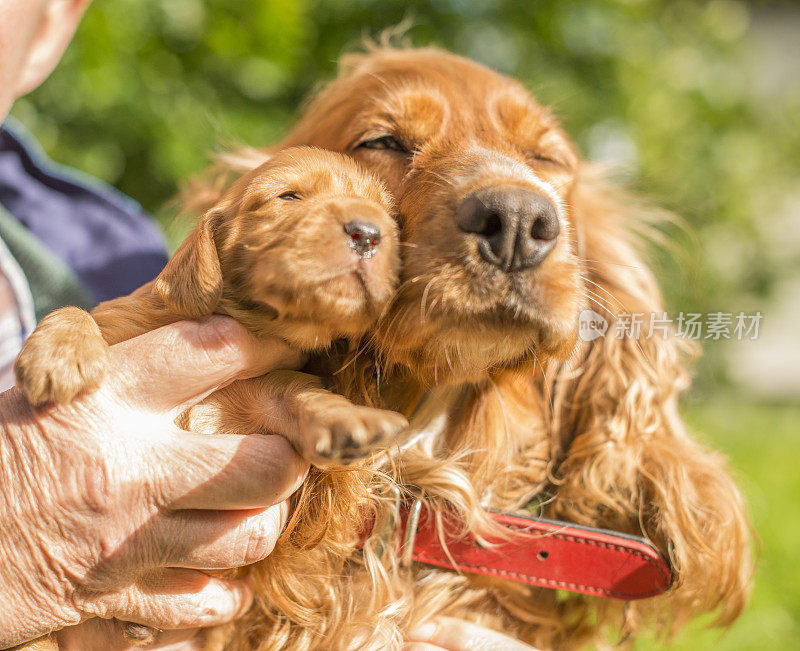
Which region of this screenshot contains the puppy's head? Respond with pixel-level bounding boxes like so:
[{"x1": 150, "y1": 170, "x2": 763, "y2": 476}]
[
  {"x1": 282, "y1": 48, "x2": 583, "y2": 382},
  {"x1": 156, "y1": 146, "x2": 399, "y2": 349}
]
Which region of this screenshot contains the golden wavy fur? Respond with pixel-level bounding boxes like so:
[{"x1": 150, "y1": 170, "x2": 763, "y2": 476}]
[
  {"x1": 196, "y1": 46, "x2": 753, "y2": 650},
  {"x1": 14, "y1": 46, "x2": 754, "y2": 650}
]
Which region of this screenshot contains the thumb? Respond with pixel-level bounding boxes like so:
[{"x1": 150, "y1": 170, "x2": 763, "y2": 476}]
[
  {"x1": 407, "y1": 617, "x2": 540, "y2": 650},
  {"x1": 107, "y1": 316, "x2": 304, "y2": 411}
]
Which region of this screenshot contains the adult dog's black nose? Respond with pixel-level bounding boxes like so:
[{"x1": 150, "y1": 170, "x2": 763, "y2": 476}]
[
  {"x1": 344, "y1": 220, "x2": 381, "y2": 258},
  {"x1": 455, "y1": 186, "x2": 560, "y2": 271}
]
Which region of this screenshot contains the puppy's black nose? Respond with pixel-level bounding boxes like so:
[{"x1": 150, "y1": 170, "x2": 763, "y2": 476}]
[
  {"x1": 455, "y1": 186, "x2": 560, "y2": 271},
  {"x1": 344, "y1": 220, "x2": 381, "y2": 258}
]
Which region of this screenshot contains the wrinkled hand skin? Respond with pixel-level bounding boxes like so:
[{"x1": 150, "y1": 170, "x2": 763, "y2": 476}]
[
  {"x1": 0, "y1": 388, "x2": 86, "y2": 643},
  {"x1": 0, "y1": 318, "x2": 308, "y2": 649}
]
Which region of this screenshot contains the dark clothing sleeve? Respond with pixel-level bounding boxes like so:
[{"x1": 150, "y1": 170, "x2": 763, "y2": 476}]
[{"x1": 0, "y1": 117, "x2": 169, "y2": 309}]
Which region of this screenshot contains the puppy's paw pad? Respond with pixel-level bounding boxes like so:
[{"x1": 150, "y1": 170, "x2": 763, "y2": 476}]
[
  {"x1": 305, "y1": 406, "x2": 407, "y2": 466},
  {"x1": 121, "y1": 622, "x2": 161, "y2": 647},
  {"x1": 16, "y1": 338, "x2": 109, "y2": 406},
  {"x1": 14, "y1": 311, "x2": 110, "y2": 406}
]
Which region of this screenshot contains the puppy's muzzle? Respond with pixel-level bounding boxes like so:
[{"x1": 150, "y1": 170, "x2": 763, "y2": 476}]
[
  {"x1": 344, "y1": 220, "x2": 382, "y2": 258},
  {"x1": 456, "y1": 185, "x2": 559, "y2": 272}
]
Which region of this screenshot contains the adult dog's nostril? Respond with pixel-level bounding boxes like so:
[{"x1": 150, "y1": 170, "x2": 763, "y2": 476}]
[
  {"x1": 531, "y1": 209, "x2": 560, "y2": 242},
  {"x1": 455, "y1": 196, "x2": 498, "y2": 237},
  {"x1": 344, "y1": 220, "x2": 381, "y2": 258},
  {"x1": 483, "y1": 212, "x2": 503, "y2": 238},
  {"x1": 456, "y1": 186, "x2": 559, "y2": 272}
]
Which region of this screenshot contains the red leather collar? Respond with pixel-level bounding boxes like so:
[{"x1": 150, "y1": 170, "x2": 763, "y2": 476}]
[{"x1": 366, "y1": 500, "x2": 672, "y2": 601}]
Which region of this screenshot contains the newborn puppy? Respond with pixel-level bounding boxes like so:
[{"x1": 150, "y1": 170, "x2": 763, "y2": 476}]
[
  {"x1": 13, "y1": 146, "x2": 407, "y2": 649},
  {"x1": 15, "y1": 145, "x2": 406, "y2": 467}
]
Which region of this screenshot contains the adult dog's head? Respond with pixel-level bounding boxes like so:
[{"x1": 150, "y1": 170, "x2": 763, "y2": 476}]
[{"x1": 280, "y1": 48, "x2": 584, "y2": 382}]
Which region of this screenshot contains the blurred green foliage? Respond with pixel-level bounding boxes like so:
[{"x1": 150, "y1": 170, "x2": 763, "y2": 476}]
[{"x1": 11, "y1": 0, "x2": 800, "y2": 384}]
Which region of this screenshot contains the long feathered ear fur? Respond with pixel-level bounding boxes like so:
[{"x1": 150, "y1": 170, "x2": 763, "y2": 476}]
[
  {"x1": 538, "y1": 167, "x2": 754, "y2": 643},
  {"x1": 154, "y1": 213, "x2": 222, "y2": 317}
]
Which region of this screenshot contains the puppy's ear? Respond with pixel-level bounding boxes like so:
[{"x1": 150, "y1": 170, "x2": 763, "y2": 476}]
[{"x1": 154, "y1": 213, "x2": 222, "y2": 317}]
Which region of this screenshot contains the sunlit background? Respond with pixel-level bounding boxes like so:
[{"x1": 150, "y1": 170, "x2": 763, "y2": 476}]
[{"x1": 11, "y1": 1, "x2": 800, "y2": 647}]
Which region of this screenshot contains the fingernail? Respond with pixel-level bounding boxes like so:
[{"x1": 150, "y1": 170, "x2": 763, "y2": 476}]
[{"x1": 235, "y1": 580, "x2": 255, "y2": 616}]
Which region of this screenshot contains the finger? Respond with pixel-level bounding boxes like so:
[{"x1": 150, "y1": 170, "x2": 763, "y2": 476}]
[
  {"x1": 154, "y1": 432, "x2": 308, "y2": 511},
  {"x1": 79, "y1": 569, "x2": 253, "y2": 629},
  {"x1": 152, "y1": 503, "x2": 287, "y2": 570},
  {"x1": 107, "y1": 316, "x2": 305, "y2": 412},
  {"x1": 407, "y1": 617, "x2": 539, "y2": 651}
]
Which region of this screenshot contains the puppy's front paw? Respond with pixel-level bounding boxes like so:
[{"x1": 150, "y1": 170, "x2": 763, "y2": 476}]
[
  {"x1": 121, "y1": 622, "x2": 161, "y2": 647},
  {"x1": 301, "y1": 403, "x2": 408, "y2": 467},
  {"x1": 14, "y1": 306, "x2": 110, "y2": 406}
]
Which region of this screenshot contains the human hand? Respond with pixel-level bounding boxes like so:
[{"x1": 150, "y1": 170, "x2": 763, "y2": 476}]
[
  {"x1": 405, "y1": 617, "x2": 540, "y2": 650},
  {"x1": 0, "y1": 316, "x2": 308, "y2": 647}
]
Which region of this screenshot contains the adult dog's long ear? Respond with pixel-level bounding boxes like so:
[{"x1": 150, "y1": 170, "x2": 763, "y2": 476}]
[
  {"x1": 540, "y1": 166, "x2": 753, "y2": 643},
  {"x1": 154, "y1": 213, "x2": 222, "y2": 317}
]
